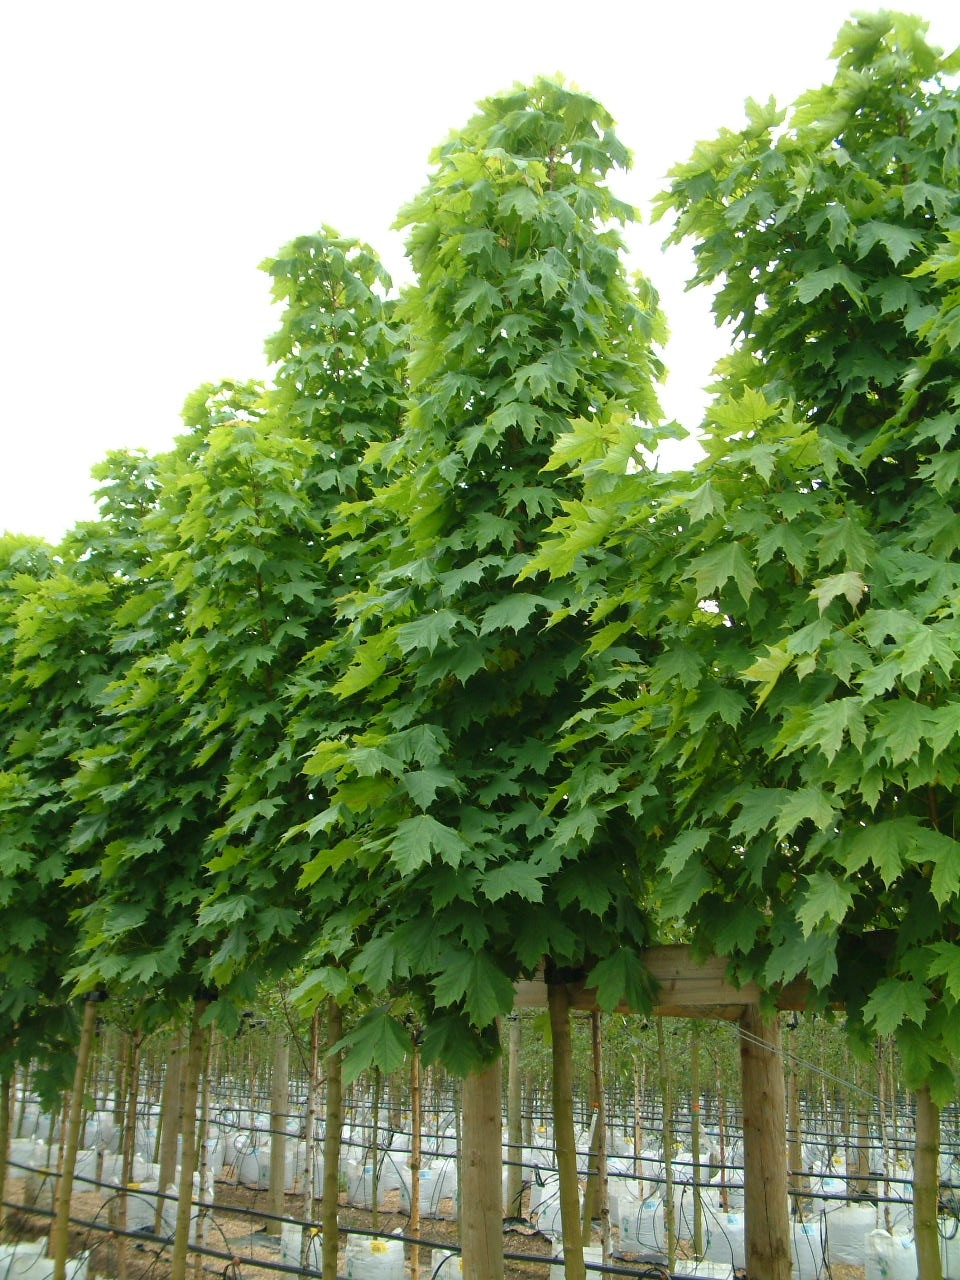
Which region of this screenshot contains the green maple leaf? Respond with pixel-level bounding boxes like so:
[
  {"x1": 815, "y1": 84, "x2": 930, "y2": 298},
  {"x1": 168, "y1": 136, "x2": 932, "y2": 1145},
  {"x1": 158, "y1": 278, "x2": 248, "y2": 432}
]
[
  {"x1": 339, "y1": 1009, "x2": 411, "y2": 1083},
  {"x1": 854, "y1": 220, "x2": 923, "y2": 266},
  {"x1": 432, "y1": 948, "x2": 516, "y2": 1028},
  {"x1": 586, "y1": 949, "x2": 653, "y2": 1014},
  {"x1": 478, "y1": 593, "x2": 549, "y2": 636},
  {"x1": 862, "y1": 978, "x2": 929, "y2": 1035},
  {"x1": 420, "y1": 1013, "x2": 492, "y2": 1075},
  {"x1": 926, "y1": 941, "x2": 960, "y2": 1002},
  {"x1": 928, "y1": 701, "x2": 960, "y2": 758},
  {"x1": 795, "y1": 264, "x2": 865, "y2": 305},
  {"x1": 774, "y1": 787, "x2": 836, "y2": 840},
  {"x1": 730, "y1": 789, "x2": 782, "y2": 842},
  {"x1": 922, "y1": 830, "x2": 960, "y2": 908},
  {"x1": 389, "y1": 814, "x2": 468, "y2": 873},
  {"x1": 402, "y1": 766, "x2": 461, "y2": 810},
  {"x1": 842, "y1": 820, "x2": 917, "y2": 886},
  {"x1": 809, "y1": 572, "x2": 866, "y2": 614},
  {"x1": 797, "y1": 870, "x2": 855, "y2": 936},
  {"x1": 481, "y1": 861, "x2": 544, "y2": 903},
  {"x1": 877, "y1": 699, "x2": 930, "y2": 766},
  {"x1": 741, "y1": 644, "x2": 792, "y2": 707},
  {"x1": 688, "y1": 542, "x2": 758, "y2": 602},
  {"x1": 498, "y1": 185, "x2": 541, "y2": 222},
  {"x1": 396, "y1": 609, "x2": 475, "y2": 655}
]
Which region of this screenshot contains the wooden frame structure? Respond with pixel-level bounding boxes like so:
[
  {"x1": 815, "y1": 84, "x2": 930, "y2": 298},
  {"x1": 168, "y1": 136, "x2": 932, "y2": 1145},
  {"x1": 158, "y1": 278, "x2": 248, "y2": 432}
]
[{"x1": 514, "y1": 945, "x2": 808, "y2": 1280}]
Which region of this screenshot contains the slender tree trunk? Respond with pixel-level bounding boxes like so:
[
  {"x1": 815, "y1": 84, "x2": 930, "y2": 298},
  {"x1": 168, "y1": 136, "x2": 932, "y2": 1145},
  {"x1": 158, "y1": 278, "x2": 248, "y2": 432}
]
[
  {"x1": 156, "y1": 1029, "x2": 183, "y2": 1231},
  {"x1": 51, "y1": 997, "x2": 99, "y2": 1280},
  {"x1": 0, "y1": 1068, "x2": 11, "y2": 1230},
  {"x1": 300, "y1": 1009, "x2": 321, "y2": 1270},
  {"x1": 632, "y1": 1054, "x2": 644, "y2": 1198},
  {"x1": 715, "y1": 1054, "x2": 728, "y2": 1210},
  {"x1": 656, "y1": 1018, "x2": 676, "y2": 1271},
  {"x1": 739, "y1": 1005, "x2": 791, "y2": 1280},
  {"x1": 914, "y1": 1084, "x2": 942, "y2": 1280},
  {"x1": 266, "y1": 1031, "x2": 290, "y2": 1235},
  {"x1": 321, "y1": 998, "x2": 343, "y2": 1280},
  {"x1": 116, "y1": 1035, "x2": 141, "y2": 1280},
  {"x1": 371, "y1": 1067, "x2": 381, "y2": 1232},
  {"x1": 547, "y1": 977, "x2": 585, "y2": 1280},
  {"x1": 410, "y1": 1044, "x2": 422, "y2": 1280},
  {"x1": 878, "y1": 1037, "x2": 892, "y2": 1230},
  {"x1": 461, "y1": 1054, "x2": 504, "y2": 1280},
  {"x1": 169, "y1": 999, "x2": 208, "y2": 1280},
  {"x1": 690, "y1": 1022, "x2": 704, "y2": 1259},
  {"x1": 506, "y1": 1016, "x2": 523, "y2": 1218},
  {"x1": 590, "y1": 1012, "x2": 610, "y2": 1264},
  {"x1": 193, "y1": 1029, "x2": 214, "y2": 1280}
]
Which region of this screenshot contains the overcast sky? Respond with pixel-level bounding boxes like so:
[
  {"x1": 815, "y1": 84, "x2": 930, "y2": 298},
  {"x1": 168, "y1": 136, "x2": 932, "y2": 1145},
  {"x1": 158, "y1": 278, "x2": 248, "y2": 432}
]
[{"x1": 3, "y1": 1, "x2": 959, "y2": 543}]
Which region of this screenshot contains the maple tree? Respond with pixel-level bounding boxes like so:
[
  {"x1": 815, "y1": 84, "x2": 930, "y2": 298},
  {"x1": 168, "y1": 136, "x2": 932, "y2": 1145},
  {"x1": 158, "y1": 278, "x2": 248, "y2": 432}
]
[
  {"x1": 525, "y1": 17, "x2": 960, "y2": 1277},
  {"x1": 298, "y1": 78, "x2": 668, "y2": 1073}
]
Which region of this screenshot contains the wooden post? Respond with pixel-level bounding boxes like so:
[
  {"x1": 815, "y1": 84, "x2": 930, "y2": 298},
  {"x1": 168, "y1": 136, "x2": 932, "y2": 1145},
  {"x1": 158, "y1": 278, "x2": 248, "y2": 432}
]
[
  {"x1": 461, "y1": 1054, "x2": 504, "y2": 1280},
  {"x1": 739, "y1": 1005, "x2": 791, "y2": 1280},
  {"x1": 913, "y1": 1084, "x2": 942, "y2": 1280}
]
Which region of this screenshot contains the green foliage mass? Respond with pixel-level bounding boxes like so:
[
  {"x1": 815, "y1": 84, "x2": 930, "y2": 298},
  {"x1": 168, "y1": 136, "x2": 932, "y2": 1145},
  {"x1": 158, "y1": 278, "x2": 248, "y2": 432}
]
[
  {"x1": 530, "y1": 13, "x2": 960, "y2": 1102},
  {"x1": 5, "y1": 25, "x2": 960, "y2": 1098}
]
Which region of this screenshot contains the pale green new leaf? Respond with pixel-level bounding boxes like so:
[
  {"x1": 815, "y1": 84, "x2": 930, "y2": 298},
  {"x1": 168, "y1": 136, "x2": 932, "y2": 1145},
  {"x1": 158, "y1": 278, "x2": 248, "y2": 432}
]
[{"x1": 809, "y1": 572, "x2": 866, "y2": 613}]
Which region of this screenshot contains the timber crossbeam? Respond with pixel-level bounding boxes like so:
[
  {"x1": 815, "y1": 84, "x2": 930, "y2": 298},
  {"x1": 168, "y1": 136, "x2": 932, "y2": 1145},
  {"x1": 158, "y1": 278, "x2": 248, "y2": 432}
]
[{"x1": 513, "y1": 944, "x2": 811, "y2": 1020}]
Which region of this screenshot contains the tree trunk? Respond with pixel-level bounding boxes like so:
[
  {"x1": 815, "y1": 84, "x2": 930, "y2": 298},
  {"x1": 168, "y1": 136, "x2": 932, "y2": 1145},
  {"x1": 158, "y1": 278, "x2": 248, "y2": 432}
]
[
  {"x1": 656, "y1": 1018, "x2": 676, "y2": 1271},
  {"x1": 461, "y1": 1054, "x2": 504, "y2": 1280},
  {"x1": 155, "y1": 1028, "x2": 183, "y2": 1231},
  {"x1": 51, "y1": 997, "x2": 99, "y2": 1280},
  {"x1": 914, "y1": 1084, "x2": 942, "y2": 1280},
  {"x1": 371, "y1": 1067, "x2": 382, "y2": 1232},
  {"x1": 590, "y1": 1012, "x2": 610, "y2": 1264},
  {"x1": 321, "y1": 998, "x2": 343, "y2": 1280},
  {"x1": 739, "y1": 1005, "x2": 791, "y2": 1280},
  {"x1": 116, "y1": 1035, "x2": 141, "y2": 1280},
  {"x1": 266, "y1": 1030, "x2": 290, "y2": 1235},
  {"x1": 409, "y1": 1044, "x2": 422, "y2": 1280},
  {"x1": 169, "y1": 999, "x2": 208, "y2": 1280},
  {"x1": 547, "y1": 978, "x2": 585, "y2": 1280},
  {"x1": 690, "y1": 1022, "x2": 704, "y2": 1259},
  {"x1": 505, "y1": 1016, "x2": 523, "y2": 1219},
  {"x1": 0, "y1": 1068, "x2": 11, "y2": 1230},
  {"x1": 300, "y1": 1009, "x2": 320, "y2": 1269},
  {"x1": 193, "y1": 1029, "x2": 214, "y2": 1280}
]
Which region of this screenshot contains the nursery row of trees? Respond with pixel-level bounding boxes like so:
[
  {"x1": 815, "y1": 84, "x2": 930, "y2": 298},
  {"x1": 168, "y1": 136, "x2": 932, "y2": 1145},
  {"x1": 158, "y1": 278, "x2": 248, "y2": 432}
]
[{"x1": 3, "y1": 9, "x2": 960, "y2": 1279}]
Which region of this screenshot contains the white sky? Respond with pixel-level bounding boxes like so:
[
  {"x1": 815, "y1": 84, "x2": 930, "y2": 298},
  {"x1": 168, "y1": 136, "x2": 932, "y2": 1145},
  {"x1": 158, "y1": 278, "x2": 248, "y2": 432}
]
[{"x1": 2, "y1": 1, "x2": 959, "y2": 543}]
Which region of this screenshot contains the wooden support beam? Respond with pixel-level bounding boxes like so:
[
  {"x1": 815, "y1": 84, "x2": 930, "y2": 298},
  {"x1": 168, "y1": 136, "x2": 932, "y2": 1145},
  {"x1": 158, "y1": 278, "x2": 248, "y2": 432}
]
[{"x1": 513, "y1": 944, "x2": 810, "y2": 1020}]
